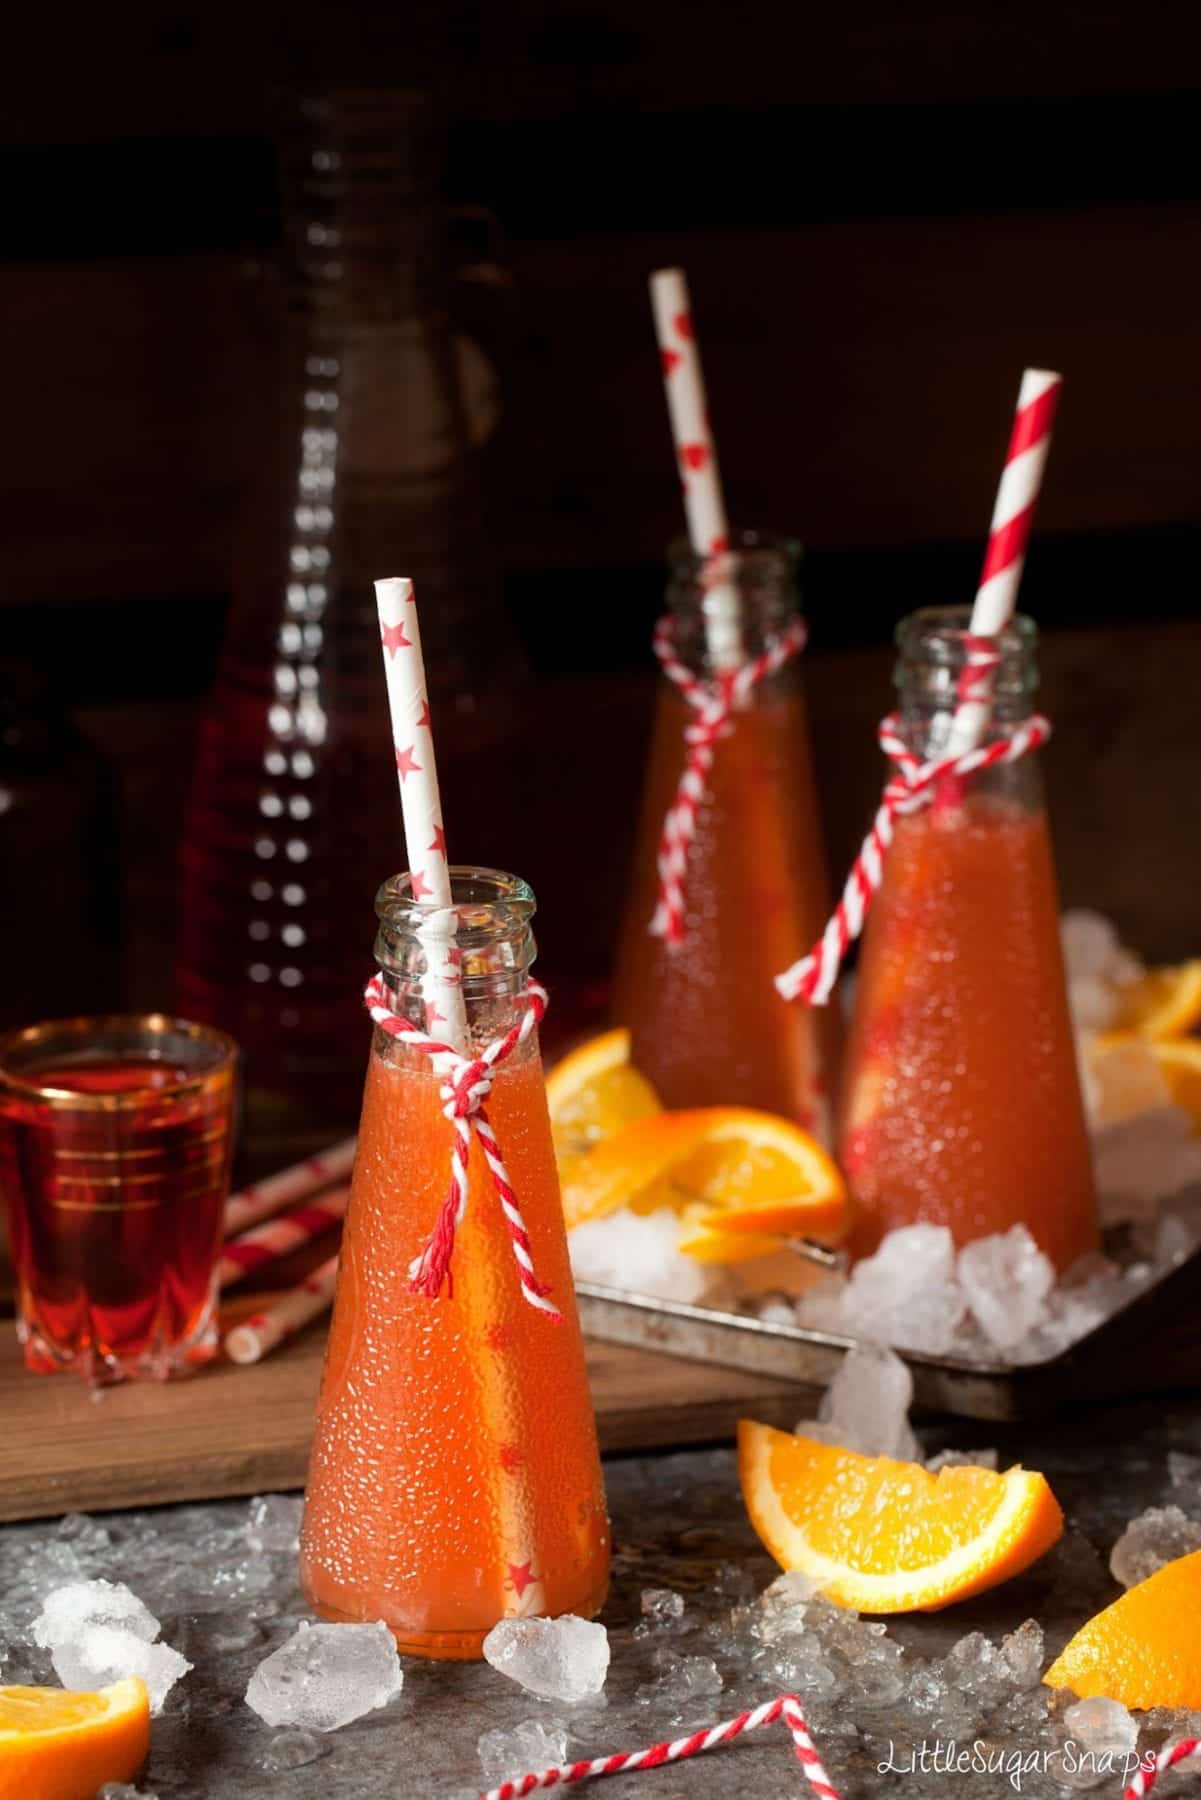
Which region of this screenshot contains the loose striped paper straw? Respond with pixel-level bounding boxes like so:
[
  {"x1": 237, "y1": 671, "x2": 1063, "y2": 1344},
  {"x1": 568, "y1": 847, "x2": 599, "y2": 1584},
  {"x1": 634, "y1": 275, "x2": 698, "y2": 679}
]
[
  {"x1": 943, "y1": 367, "x2": 1062, "y2": 757},
  {"x1": 223, "y1": 1253, "x2": 340, "y2": 1365},
  {"x1": 650, "y1": 268, "x2": 744, "y2": 671},
  {"x1": 218, "y1": 1185, "x2": 348, "y2": 1288},
  {"x1": 222, "y1": 1137, "x2": 356, "y2": 1238},
  {"x1": 374, "y1": 575, "x2": 468, "y2": 1049}
]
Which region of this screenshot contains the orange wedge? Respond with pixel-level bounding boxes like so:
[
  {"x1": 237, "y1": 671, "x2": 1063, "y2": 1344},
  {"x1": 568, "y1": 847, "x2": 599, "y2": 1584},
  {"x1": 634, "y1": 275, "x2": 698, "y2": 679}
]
[
  {"x1": 1108, "y1": 961, "x2": 1201, "y2": 1040},
  {"x1": 559, "y1": 1107, "x2": 848, "y2": 1260},
  {"x1": 739, "y1": 1421, "x2": 1063, "y2": 1613},
  {"x1": 1145, "y1": 1038, "x2": 1201, "y2": 1132},
  {"x1": 0, "y1": 1679, "x2": 150, "y2": 1800},
  {"x1": 545, "y1": 1028, "x2": 661, "y2": 1178},
  {"x1": 1044, "y1": 1546, "x2": 1201, "y2": 1707}
]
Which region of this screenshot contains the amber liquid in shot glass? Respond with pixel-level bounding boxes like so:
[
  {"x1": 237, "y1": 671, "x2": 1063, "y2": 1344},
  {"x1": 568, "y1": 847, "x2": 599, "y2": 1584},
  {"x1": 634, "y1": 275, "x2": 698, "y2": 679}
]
[{"x1": 0, "y1": 1015, "x2": 238, "y2": 1384}]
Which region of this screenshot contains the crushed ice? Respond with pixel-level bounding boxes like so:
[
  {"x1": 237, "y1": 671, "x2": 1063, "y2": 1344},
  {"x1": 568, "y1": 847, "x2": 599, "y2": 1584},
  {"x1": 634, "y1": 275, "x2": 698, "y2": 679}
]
[
  {"x1": 32, "y1": 1580, "x2": 191, "y2": 1715},
  {"x1": 478, "y1": 1718, "x2": 569, "y2": 1785},
  {"x1": 797, "y1": 1343, "x2": 919, "y2": 1460},
  {"x1": 1109, "y1": 1505, "x2": 1201, "y2": 1587}
]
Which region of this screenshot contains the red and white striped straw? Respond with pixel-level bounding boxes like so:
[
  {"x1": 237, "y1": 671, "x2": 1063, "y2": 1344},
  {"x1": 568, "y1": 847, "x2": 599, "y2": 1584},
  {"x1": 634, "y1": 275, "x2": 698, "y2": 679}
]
[
  {"x1": 218, "y1": 1186, "x2": 348, "y2": 1288},
  {"x1": 477, "y1": 1692, "x2": 841, "y2": 1800},
  {"x1": 1123, "y1": 1737, "x2": 1201, "y2": 1797},
  {"x1": 374, "y1": 575, "x2": 467, "y2": 1048},
  {"x1": 650, "y1": 268, "x2": 743, "y2": 671},
  {"x1": 223, "y1": 1253, "x2": 339, "y2": 1365},
  {"x1": 222, "y1": 1137, "x2": 356, "y2": 1238},
  {"x1": 944, "y1": 367, "x2": 1062, "y2": 756}
]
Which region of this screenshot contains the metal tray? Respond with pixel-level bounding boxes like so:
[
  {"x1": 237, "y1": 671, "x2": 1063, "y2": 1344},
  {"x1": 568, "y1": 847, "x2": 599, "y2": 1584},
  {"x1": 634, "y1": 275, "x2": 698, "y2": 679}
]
[{"x1": 576, "y1": 1243, "x2": 1201, "y2": 1421}]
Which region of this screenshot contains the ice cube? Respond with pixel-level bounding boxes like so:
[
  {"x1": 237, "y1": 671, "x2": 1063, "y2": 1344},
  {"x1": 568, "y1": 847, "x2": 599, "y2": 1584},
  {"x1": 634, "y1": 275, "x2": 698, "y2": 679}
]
[
  {"x1": 841, "y1": 1225, "x2": 965, "y2": 1355},
  {"x1": 634, "y1": 1653, "x2": 723, "y2": 1707},
  {"x1": 1061, "y1": 911, "x2": 1122, "y2": 982},
  {"x1": 98, "y1": 1787, "x2": 158, "y2": 1800},
  {"x1": 751, "y1": 1571, "x2": 821, "y2": 1644},
  {"x1": 478, "y1": 1718, "x2": 568, "y2": 1786},
  {"x1": 958, "y1": 1227, "x2": 1055, "y2": 1351},
  {"x1": 33, "y1": 1580, "x2": 159, "y2": 1650},
  {"x1": 50, "y1": 1625, "x2": 191, "y2": 1715},
  {"x1": 256, "y1": 1727, "x2": 329, "y2": 1771},
  {"x1": 799, "y1": 1343, "x2": 918, "y2": 1461},
  {"x1": 926, "y1": 1447, "x2": 999, "y2": 1472},
  {"x1": 639, "y1": 1589, "x2": 685, "y2": 1629},
  {"x1": 1109, "y1": 1505, "x2": 1201, "y2": 1588},
  {"x1": 944, "y1": 1631, "x2": 1000, "y2": 1696},
  {"x1": 245, "y1": 1621, "x2": 403, "y2": 1732},
  {"x1": 1068, "y1": 977, "x2": 1121, "y2": 1032},
  {"x1": 483, "y1": 1616, "x2": 609, "y2": 1704},
  {"x1": 1000, "y1": 1619, "x2": 1045, "y2": 1690},
  {"x1": 1169, "y1": 1451, "x2": 1201, "y2": 1489},
  {"x1": 1065, "y1": 1695, "x2": 1138, "y2": 1757},
  {"x1": 567, "y1": 1210, "x2": 712, "y2": 1305},
  {"x1": 245, "y1": 1495, "x2": 304, "y2": 1556}
]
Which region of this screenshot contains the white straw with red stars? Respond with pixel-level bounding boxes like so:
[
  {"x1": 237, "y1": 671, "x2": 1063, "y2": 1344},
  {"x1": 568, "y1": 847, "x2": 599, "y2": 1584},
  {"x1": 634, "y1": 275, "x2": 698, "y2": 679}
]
[
  {"x1": 218, "y1": 1186, "x2": 348, "y2": 1288},
  {"x1": 222, "y1": 1137, "x2": 356, "y2": 1238},
  {"x1": 223, "y1": 1253, "x2": 340, "y2": 1365},
  {"x1": 476, "y1": 1692, "x2": 842, "y2": 1800},
  {"x1": 650, "y1": 267, "x2": 743, "y2": 671},
  {"x1": 775, "y1": 369, "x2": 1060, "y2": 1006},
  {"x1": 943, "y1": 367, "x2": 1062, "y2": 757},
  {"x1": 375, "y1": 575, "x2": 468, "y2": 1048},
  {"x1": 370, "y1": 574, "x2": 556, "y2": 1317}
]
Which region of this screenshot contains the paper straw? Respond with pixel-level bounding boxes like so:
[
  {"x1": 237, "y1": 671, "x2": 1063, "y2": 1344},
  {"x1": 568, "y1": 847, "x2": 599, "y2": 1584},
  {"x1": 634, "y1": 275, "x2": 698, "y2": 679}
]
[
  {"x1": 222, "y1": 1137, "x2": 356, "y2": 1238},
  {"x1": 218, "y1": 1186, "x2": 348, "y2": 1288},
  {"x1": 943, "y1": 367, "x2": 1063, "y2": 757},
  {"x1": 373, "y1": 575, "x2": 468, "y2": 1049},
  {"x1": 371, "y1": 571, "x2": 545, "y2": 1617},
  {"x1": 223, "y1": 1254, "x2": 340, "y2": 1365},
  {"x1": 650, "y1": 268, "x2": 744, "y2": 671}
]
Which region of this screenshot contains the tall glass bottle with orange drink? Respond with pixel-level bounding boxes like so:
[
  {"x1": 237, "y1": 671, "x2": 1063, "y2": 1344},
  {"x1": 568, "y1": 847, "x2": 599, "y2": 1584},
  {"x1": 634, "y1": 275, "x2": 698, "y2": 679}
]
[
  {"x1": 837, "y1": 607, "x2": 1098, "y2": 1269},
  {"x1": 300, "y1": 868, "x2": 609, "y2": 1657},
  {"x1": 611, "y1": 535, "x2": 839, "y2": 1133}
]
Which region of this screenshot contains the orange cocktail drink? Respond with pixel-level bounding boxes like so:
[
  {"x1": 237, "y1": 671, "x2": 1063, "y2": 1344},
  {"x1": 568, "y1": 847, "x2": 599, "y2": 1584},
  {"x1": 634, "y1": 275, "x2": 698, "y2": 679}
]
[
  {"x1": 612, "y1": 537, "x2": 839, "y2": 1132},
  {"x1": 837, "y1": 609, "x2": 1098, "y2": 1268},
  {"x1": 301, "y1": 869, "x2": 609, "y2": 1658}
]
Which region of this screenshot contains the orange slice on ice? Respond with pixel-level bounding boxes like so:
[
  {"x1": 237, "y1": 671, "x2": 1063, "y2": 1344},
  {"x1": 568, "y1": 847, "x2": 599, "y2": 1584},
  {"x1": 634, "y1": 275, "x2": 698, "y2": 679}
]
[
  {"x1": 739, "y1": 1421, "x2": 1063, "y2": 1613},
  {"x1": 1109, "y1": 962, "x2": 1201, "y2": 1040},
  {"x1": 560, "y1": 1107, "x2": 848, "y2": 1259},
  {"x1": 0, "y1": 1679, "x2": 150, "y2": 1800},
  {"x1": 545, "y1": 1028, "x2": 661, "y2": 1176},
  {"x1": 1044, "y1": 1546, "x2": 1201, "y2": 1707}
]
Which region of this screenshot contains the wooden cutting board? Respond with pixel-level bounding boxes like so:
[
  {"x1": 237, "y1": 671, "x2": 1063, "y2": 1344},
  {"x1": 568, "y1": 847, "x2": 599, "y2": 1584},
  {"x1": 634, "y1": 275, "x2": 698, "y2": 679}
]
[{"x1": 0, "y1": 1306, "x2": 813, "y2": 1524}]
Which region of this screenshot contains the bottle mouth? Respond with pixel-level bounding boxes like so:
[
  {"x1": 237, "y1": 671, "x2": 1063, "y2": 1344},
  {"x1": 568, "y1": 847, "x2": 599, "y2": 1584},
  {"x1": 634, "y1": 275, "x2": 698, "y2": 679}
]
[
  {"x1": 895, "y1": 606, "x2": 1038, "y2": 699},
  {"x1": 375, "y1": 868, "x2": 536, "y2": 983}
]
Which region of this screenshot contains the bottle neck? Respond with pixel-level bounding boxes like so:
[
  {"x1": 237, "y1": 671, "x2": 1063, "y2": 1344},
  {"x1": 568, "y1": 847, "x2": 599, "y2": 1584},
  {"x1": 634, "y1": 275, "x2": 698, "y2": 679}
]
[
  {"x1": 894, "y1": 606, "x2": 1039, "y2": 758},
  {"x1": 372, "y1": 867, "x2": 538, "y2": 1045},
  {"x1": 664, "y1": 533, "x2": 802, "y2": 682}
]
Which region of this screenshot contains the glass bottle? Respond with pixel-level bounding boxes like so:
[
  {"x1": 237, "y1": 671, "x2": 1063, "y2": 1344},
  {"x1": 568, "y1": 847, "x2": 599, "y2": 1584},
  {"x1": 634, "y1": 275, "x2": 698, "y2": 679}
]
[
  {"x1": 300, "y1": 868, "x2": 610, "y2": 1658},
  {"x1": 838, "y1": 606, "x2": 1098, "y2": 1269},
  {"x1": 176, "y1": 91, "x2": 524, "y2": 1122},
  {"x1": 610, "y1": 534, "x2": 839, "y2": 1133}
]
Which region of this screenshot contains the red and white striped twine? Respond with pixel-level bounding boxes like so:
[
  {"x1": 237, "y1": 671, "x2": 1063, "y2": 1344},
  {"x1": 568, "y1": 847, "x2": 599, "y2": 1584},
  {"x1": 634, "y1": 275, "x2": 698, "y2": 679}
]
[
  {"x1": 1124, "y1": 1737, "x2": 1201, "y2": 1798},
  {"x1": 650, "y1": 613, "x2": 807, "y2": 946},
  {"x1": 775, "y1": 707, "x2": 1051, "y2": 1005},
  {"x1": 477, "y1": 1692, "x2": 841, "y2": 1800},
  {"x1": 363, "y1": 973, "x2": 559, "y2": 1319}
]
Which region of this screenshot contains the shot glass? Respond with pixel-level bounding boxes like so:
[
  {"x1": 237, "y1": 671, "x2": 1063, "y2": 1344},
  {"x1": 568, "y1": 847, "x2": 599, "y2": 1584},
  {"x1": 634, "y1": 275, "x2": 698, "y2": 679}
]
[{"x1": 0, "y1": 1013, "x2": 238, "y2": 1384}]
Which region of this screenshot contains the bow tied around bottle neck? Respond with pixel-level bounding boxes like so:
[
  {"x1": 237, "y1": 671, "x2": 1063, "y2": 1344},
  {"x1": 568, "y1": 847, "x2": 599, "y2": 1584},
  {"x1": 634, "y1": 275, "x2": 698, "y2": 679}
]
[
  {"x1": 363, "y1": 972, "x2": 559, "y2": 1317},
  {"x1": 650, "y1": 612, "x2": 808, "y2": 946}
]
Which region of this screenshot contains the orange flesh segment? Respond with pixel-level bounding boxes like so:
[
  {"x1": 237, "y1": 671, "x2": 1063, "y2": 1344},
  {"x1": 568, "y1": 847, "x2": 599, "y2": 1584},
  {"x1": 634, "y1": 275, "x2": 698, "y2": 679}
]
[{"x1": 739, "y1": 1421, "x2": 1063, "y2": 1614}]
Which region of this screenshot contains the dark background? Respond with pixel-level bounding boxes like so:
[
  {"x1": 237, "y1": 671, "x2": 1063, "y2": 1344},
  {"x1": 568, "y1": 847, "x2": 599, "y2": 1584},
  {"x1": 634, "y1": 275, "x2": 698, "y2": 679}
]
[{"x1": 5, "y1": 0, "x2": 1201, "y2": 1027}]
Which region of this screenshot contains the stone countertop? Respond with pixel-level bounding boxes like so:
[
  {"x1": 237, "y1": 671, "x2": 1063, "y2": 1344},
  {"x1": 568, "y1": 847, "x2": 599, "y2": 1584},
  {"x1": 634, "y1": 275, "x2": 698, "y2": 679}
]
[{"x1": 4, "y1": 1395, "x2": 1201, "y2": 1800}]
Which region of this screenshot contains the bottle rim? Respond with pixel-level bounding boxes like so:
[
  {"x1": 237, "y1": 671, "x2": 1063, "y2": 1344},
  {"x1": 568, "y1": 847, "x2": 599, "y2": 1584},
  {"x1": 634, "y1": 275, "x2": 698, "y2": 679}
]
[
  {"x1": 667, "y1": 528, "x2": 802, "y2": 582},
  {"x1": 375, "y1": 866, "x2": 534, "y2": 945}
]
